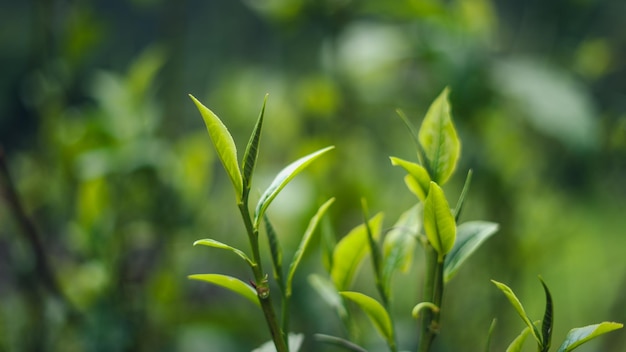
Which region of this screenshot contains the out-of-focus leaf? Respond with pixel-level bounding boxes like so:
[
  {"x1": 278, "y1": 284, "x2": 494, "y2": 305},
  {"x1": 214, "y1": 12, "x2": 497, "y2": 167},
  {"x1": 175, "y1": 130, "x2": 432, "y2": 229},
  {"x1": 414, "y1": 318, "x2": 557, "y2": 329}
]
[
  {"x1": 506, "y1": 326, "x2": 532, "y2": 352},
  {"x1": 188, "y1": 274, "x2": 259, "y2": 308},
  {"x1": 193, "y1": 239, "x2": 255, "y2": 268},
  {"x1": 264, "y1": 215, "x2": 283, "y2": 289},
  {"x1": 444, "y1": 221, "x2": 498, "y2": 282},
  {"x1": 254, "y1": 146, "x2": 335, "y2": 228},
  {"x1": 491, "y1": 280, "x2": 542, "y2": 345},
  {"x1": 242, "y1": 94, "x2": 267, "y2": 195},
  {"x1": 331, "y1": 213, "x2": 384, "y2": 290},
  {"x1": 418, "y1": 87, "x2": 460, "y2": 184},
  {"x1": 286, "y1": 198, "x2": 335, "y2": 297},
  {"x1": 189, "y1": 95, "x2": 243, "y2": 201},
  {"x1": 381, "y1": 204, "x2": 421, "y2": 296},
  {"x1": 252, "y1": 333, "x2": 305, "y2": 352},
  {"x1": 340, "y1": 291, "x2": 394, "y2": 346},
  {"x1": 423, "y1": 182, "x2": 455, "y2": 261},
  {"x1": 453, "y1": 169, "x2": 473, "y2": 222},
  {"x1": 390, "y1": 157, "x2": 431, "y2": 201},
  {"x1": 539, "y1": 277, "x2": 553, "y2": 352},
  {"x1": 556, "y1": 322, "x2": 623, "y2": 352},
  {"x1": 485, "y1": 318, "x2": 497, "y2": 352},
  {"x1": 308, "y1": 274, "x2": 347, "y2": 319}
]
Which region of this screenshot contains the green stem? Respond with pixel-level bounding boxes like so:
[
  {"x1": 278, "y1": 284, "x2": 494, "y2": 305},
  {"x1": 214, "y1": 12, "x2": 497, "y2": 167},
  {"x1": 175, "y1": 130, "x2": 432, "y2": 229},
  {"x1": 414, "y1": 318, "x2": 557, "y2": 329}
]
[
  {"x1": 238, "y1": 203, "x2": 289, "y2": 352},
  {"x1": 417, "y1": 243, "x2": 444, "y2": 352}
]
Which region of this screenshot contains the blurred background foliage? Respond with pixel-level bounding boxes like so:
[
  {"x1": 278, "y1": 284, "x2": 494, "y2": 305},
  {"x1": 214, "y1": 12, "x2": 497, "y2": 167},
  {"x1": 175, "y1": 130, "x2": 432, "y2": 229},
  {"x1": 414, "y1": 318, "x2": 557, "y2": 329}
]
[{"x1": 1, "y1": 0, "x2": 625, "y2": 351}]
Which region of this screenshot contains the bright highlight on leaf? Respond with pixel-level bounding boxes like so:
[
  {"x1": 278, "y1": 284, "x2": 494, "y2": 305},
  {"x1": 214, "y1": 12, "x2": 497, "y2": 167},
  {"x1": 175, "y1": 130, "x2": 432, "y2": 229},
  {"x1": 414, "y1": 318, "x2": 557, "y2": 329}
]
[
  {"x1": 188, "y1": 274, "x2": 260, "y2": 308},
  {"x1": 424, "y1": 181, "x2": 456, "y2": 262},
  {"x1": 189, "y1": 94, "x2": 243, "y2": 201},
  {"x1": 418, "y1": 87, "x2": 460, "y2": 185},
  {"x1": 193, "y1": 239, "x2": 255, "y2": 268},
  {"x1": 254, "y1": 146, "x2": 335, "y2": 228},
  {"x1": 340, "y1": 291, "x2": 394, "y2": 346},
  {"x1": 556, "y1": 322, "x2": 623, "y2": 352}
]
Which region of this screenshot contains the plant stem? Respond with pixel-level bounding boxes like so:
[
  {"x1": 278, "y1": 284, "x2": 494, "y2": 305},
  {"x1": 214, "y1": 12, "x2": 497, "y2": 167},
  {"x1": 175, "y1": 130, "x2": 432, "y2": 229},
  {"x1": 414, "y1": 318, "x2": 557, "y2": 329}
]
[
  {"x1": 418, "y1": 243, "x2": 444, "y2": 352},
  {"x1": 238, "y1": 203, "x2": 288, "y2": 352}
]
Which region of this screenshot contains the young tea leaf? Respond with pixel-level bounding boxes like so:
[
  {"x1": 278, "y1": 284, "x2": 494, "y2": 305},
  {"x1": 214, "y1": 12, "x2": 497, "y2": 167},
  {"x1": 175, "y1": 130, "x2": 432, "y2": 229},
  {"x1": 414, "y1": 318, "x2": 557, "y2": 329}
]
[
  {"x1": 241, "y1": 94, "x2": 267, "y2": 196},
  {"x1": 485, "y1": 318, "x2": 497, "y2": 352},
  {"x1": 491, "y1": 280, "x2": 542, "y2": 345},
  {"x1": 424, "y1": 181, "x2": 456, "y2": 262},
  {"x1": 539, "y1": 277, "x2": 553, "y2": 352},
  {"x1": 254, "y1": 146, "x2": 335, "y2": 228},
  {"x1": 390, "y1": 157, "x2": 431, "y2": 201},
  {"x1": 331, "y1": 213, "x2": 384, "y2": 291},
  {"x1": 418, "y1": 87, "x2": 460, "y2": 185},
  {"x1": 340, "y1": 291, "x2": 394, "y2": 346},
  {"x1": 556, "y1": 322, "x2": 623, "y2": 352},
  {"x1": 189, "y1": 95, "x2": 243, "y2": 201},
  {"x1": 506, "y1": 326, "x2": 532, "y2": 352},
  {"x1": 443, "y1": 221, "x2": 499, "y2": 282},
  {"x1": 286, "y1": 198, "x2": 335, "y2": 297},
  {"x1": 188, "y1": 273, "x2": 260, "y2": 308},
  {"x1": 381, "y1": 204, "x2": 422, "y2": 296},
  {"x1": 453, "y1": 169, "x2": 473, "y2": 222},
  {"x1": 193, "y1": 239, "x2": 255, "y2": 268}
]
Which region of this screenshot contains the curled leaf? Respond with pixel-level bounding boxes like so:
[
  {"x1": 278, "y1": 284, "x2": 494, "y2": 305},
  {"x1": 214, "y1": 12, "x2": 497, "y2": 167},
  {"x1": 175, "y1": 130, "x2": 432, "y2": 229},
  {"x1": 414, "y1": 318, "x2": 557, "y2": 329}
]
[{"x1": 188, "y1": 274, "x2": 260, "y2": 308}]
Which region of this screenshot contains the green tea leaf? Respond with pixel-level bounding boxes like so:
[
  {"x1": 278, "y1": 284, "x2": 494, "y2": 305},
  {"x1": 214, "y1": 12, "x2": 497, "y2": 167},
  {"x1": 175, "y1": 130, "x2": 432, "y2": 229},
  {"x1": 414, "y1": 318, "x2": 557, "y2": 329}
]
[
  {"x1": 263, "y1": 215, "x2": 284, "y2": 290},
  {"x1": 491, "y1": 280, "x2": 542, "y2": 345},
  {"x1": 189, "y1": 95, "x2": 243, "y2": 201},
  {"x1": 254, "y1": 146, "x2": 335, "y2": 228},
  {"x1": 188, "y1": 274, "x2": 260, "y2": 308},
  {"x1": 286, "y1": 198, "x2": 335, "y2": 297},
  {"x1": 308, "y1": 274, "x2": 348, "y2": 320},
  {"x1": 556, "y1": 322, "x2": 623, "y2": 352},
  {"x1": 444, "y1": 221, "x2": 498, "y2": 282},
  {"x1": 331, "y1": 213, "x2": 384, "y2": 290},
  {"x1": 506, "y1": 326, "x2": 532, "y2": 352},
  {"x1": 539, "y1": 277, "x2": 553, "y2": 352},
  {"x1": 485, "y1": 318, "x2": 497, "y2": 352},
  {"x1": 453, "y1": 169, "x2": 473, "y2": 222},
  {"x1": 418, "y1": 87, "x2": 460, "y2": 184},
  {"x1": 340, "y1": 291, "x2": 394, "y2": 346},
  {"x1": 381, "y1": 204, "x2": 421, "y2": 296},
  {"x1": 253, "y1": 333, "x2": 304, "y2": 352},
  {"x1": 242, "y1": 94, "x2": 267, "y2": 196},
  {"x1": 193, "y1": 239, "x2": 255, "y2": 268},
  {"x1": 390, "y1": 157, "x2": 431, "y2": 201},
  {"x1": 424, "y1": 181, "x2": 456, "y2": 262}
]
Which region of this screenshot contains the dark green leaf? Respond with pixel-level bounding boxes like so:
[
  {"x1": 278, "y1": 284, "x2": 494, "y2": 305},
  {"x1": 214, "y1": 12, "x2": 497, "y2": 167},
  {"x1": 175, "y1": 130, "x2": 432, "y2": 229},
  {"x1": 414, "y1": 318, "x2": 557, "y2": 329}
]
[
  {"x1": 556, "y1": 322, "x2": 623, "y2": 352},
  {"x1": 188, "y1": 274, "x2": 260, "y2": 308},
  {"x1": 241, "y1": 94, "x2": 267, "y2": 196},
  {"x1": 263, "y1": 215, "x2": 284, "y2": 290},
  {"x1": 444, "y1": 221, "x2": 498, "y2": 282},
  {"x1": 189, "y1": 95, "x2": 243, "y2": 201},
  {"x1": 539, "y1": 277, "x2": 553, "y2": 352}
]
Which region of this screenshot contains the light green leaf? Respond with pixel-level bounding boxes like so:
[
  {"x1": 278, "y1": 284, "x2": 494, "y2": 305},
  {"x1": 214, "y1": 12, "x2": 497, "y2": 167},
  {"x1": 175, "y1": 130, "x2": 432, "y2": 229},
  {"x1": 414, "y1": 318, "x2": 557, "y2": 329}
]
[
  {"x1": 423, "y1": 181, "x2": 456, "y2": 262},
  {"x1": 491, "y1": 280, "x2": 542, "y2": 345},
  {"x1": 188, "y1": 274, "x2": 259, "y2": 308},
  {"x1": 286, "y1": 198, "x2": 335, "y2": 297},
  {"x1": 189, "y1": 95, "x2": 243, "y2": 201},
  {"x1": 381, "y1": 204, "x2": 421, "y2": 296},
  {"x1": 390, "y1": 157, "x2": 431, "y2": 201},
  {"x1": 242, "y1": 94, "x2": 267, "y2": 195},
  {"x1": 340, "y1": 291, "x2": 394, "y2": 346},
  {"x1": 193, "y1": 239, "x2": 255, "y2": 268},
  {"x1": 444, "y1": 221, "x2": 498, "y2": 282},
  {"x1": 418, "y1": 87, "x2": 460, "y2": 184},
  {"x1": 331, "y1": 213, "x2": 384, "y2": 290},
  {"x1": 254, "y1": 146, "x2": 335, "y2": 228},
  {"x1": 308, "y1": 274, "x2": 348, "y2": 319},
  {"x1": 557, "y1": 322, "x2": 623, "y2": 352},
  {"x1": 506, "y1": 326, "x2": 532, "y2": 352}
]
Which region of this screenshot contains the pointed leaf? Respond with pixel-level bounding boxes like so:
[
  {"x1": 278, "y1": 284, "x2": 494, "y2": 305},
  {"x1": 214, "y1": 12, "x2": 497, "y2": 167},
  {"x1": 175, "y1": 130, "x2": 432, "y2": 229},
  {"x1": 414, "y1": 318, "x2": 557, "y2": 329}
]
[
  {"x1": 444, "y1": 221, "x2": 499, "y2": 282},
  {"x1": 418, "y1": 87, "x2": 460, "y2": 184},
  {"x1": 242, "y1": 94, "x2": 267, "y2": 194},
  {"x1": 331, "y1": 213, "x2": 384, "y2": 290},
  {"x1": 539, "y1": 277, "x2": 553, "y2": 352},
  {"x1": 254, "y1": 146, "x2": 335, "y2": 227},
  {"x1": 189, "y1": 95, "x2": 243, "y2": 201},
  {"x1": 381, "y1": 204, "x2": 422, "y2": 296},
  {"x1": 340, "y1": 291, "x2": 394, "y2": 346},
  {"x1": 308, "y1": 274, "x2": 348, "y2": 319},
  {"x1": 390, "y1": 157, "x2": 431, "y2": 201},
  {"x1": 506, "y1": 326, "x2": 532, "y2": 352},
  {"x1": 491, "y1": 280, "x2": 542, "y2": 345},
  {"x1": 424, "y1": 181, "x2": 456, "y2": 261},
  {"x1": 396, "y1": 109, "x2": 428, "y2": 168},
  {"x1": 188, "y1": 274, "x2": 260, "y2": 308},
  {"x1": 286, "y1": 198, "x2": 335, "y2": 296},
  {"x1": 453, "y1": 169, "x2": 473, "y2": 222},
  {"x1": 264, "y1": 215, "x2": 284, "y2": 289},
  {"x1": 557, "y1": 322, "x2": 623, "y2": 352},
  {"x1": 485, "y1": 318, "x2": 497, "y2": 352},
  {"x1": 193, "y1": 239, "x2": 255, "y2": 268}
]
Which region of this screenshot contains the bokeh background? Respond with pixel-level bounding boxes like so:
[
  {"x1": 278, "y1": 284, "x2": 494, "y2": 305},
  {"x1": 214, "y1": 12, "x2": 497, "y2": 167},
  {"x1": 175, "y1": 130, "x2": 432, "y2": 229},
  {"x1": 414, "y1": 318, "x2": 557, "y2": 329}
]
[{"x1": 1, "y1": 0, "x2": 625, "y2": 351}]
